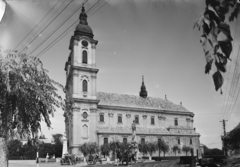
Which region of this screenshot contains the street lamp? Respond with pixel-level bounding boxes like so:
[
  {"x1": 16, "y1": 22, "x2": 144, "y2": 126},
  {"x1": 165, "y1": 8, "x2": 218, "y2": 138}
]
[{"x1": 0, "y1": 0, "x2": 6, "y2": 23}]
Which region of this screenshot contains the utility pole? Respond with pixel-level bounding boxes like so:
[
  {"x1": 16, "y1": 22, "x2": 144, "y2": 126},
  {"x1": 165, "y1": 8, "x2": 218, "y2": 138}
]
[{"x1": 220, "y1": 119, "x2": 227, "y2": 156}]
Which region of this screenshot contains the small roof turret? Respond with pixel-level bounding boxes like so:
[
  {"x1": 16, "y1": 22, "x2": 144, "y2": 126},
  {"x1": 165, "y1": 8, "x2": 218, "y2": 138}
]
[{"x1": 139, "y1": 76, "x2": 148, "y2": 98}]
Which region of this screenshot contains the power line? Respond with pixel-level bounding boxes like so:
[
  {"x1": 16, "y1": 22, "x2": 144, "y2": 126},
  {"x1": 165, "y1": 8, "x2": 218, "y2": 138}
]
[
  {"x1": 224, "y1": 45, "x2": 240, "y2": 120},
  {"x1": 29, "y1": 0, "x2": 90, "y2": 55},
  {"x1": 13, "y1": 0, "x2": 61, "y2": 50},
  {"x1": 222, "y1": 19, "x2": 238, "y2": 118},
  {"x1": 19, "y1": 0, "x2": 74, "y2": 54},
  {"x1": 35, "y1": 0, "x2": 107, "y2": 58}
]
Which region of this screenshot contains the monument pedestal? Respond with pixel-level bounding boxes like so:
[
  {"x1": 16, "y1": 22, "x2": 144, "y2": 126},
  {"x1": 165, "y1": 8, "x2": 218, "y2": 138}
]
[{"x1": 62, "y1": 139, "x2": 68, "y2": 158}]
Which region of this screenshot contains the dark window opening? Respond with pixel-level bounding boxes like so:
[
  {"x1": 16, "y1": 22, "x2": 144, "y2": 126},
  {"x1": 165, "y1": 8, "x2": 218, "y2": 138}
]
[
  {"x1": 141, "y1": 138, "x2": 145, "y2": 144},
  {"x1": 151, "y1": 117, "x2": 155, "y2": 125},
  {"x1": 118, "y1": 115, "x2": 122, "y2": 123},
  {"x1": 100, "y1": 114, "x2": 104, "y2": 122},
  {"x1": 83, "y1": 80, "x2": 87, "y2": 92},
  {"x1": 104, "y1": 138, "x2": 108, "y2": 144},
  {"x1": 82, "y1": 50, "x2": 87, "y2": 64},
  {"x1": 135, "y1": 116, "x2": 139, "y2": 124},
  {"x1": 175, "y1": 118, "x2": 178, "y2": 126},
  {"x1": 178, "y1": 138, "x2": 180, "y2": 145},
  {"x1": 123, "y1": 138, "x2": 127, "y2": 143},
  {"x1": 190, "y1": 138, "x2": 192, "y2": 145}
]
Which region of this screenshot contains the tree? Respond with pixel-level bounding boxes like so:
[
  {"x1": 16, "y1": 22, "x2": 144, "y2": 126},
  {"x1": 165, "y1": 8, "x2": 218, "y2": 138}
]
[
  {"x1": 182, "y1": 145, "x2": 191, "y2": 156},
  {"x1": 52, "y1": 133, "x2": 63, "y2": 157},
  {"x1": 0, "y1": 49, "x2": 64, "y2": 166},
  {"x1": 146, "y1": 142, "x2": 157, "y2": 160},
  {"x1": 138, "y1": 142, "x2": 148, "y2": 156},
  {"x1": 7, "y1": 139, "x2": 23, "y2": 157},
  {"x1": 172, "y1": 145, "x2": 179, "y2": 156},
  {"x1": 100, "y1": 144, "x2": 110, "y2": 158},
  {"x1": 79, "y1": 142, "x2": 99, "y2": 157},
  {"x1": 109, "y1": 140, "x2": 120, "y2": 160},
  {"x1": 161, "y1": 142, "x2": 170, "y2": 157},
  {"x1": 194, "y1": 0, "x2": 240, "y2": 93},
  {"x1": 224, "y1": 127, "x2": 240, "y2": 152},
  {"x1": 157, "y1": 139, "x2": 165, "y2": 157}
]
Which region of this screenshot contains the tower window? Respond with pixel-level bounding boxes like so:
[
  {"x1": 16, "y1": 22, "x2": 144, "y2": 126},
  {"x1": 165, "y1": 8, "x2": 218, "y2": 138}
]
[
  {"x1": 82, "y1": 80, "x2": 88, "y2": 92},
  {"x1": 104, "y1": 138, "x2": 108, "y2": 144},
  {"x1": 123, "y1": 138, "x2": 127, "y2": 143},
  {"x1": 135, "y1": 116, "x2": 139, "y2": 124},
  {"x1": 151, "y1": 117, "x2": 155, "y2": 125},
  {"x1": 118, "y1": 115, "x2": 122, "y2": 123},
  {"x1": 190, "y1": 138, "x2": 192, "y2": 145},
  {"x1": 82, "y1": 50, "x2": 87, "y2": 64},
  {"x1": 100, "y1": 114, "x2": 104, "y2": 122},
  {"x1": 174, "y1": 118, "x2": 178, "y2": 126}
]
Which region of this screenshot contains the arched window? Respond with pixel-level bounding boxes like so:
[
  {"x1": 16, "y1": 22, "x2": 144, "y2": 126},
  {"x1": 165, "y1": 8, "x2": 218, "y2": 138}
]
[
  {"x1": 174, "y1": 118, "x2": 178, "y2": 126},
  {"x1": 151, "y1": 117, "x2": 155, "y2": 125},
  {"x1": 123, "y1": 138, "x2": 127, "y2": 143},
  {"x1": 82, "y1": 125, "x2": 88, "y2": 138},
  {"x1": 104, "y1": 138, "x2": 108, "y2": 144},
  {"x1": 190, "y1": 138, "x2": 192, "y2": 145},
  {"x1": 178, "y1": 138, "x2": 180, "y2": 145},
  {"x1": 118, "y1": 115, "x2": 122, "y2": 123},
  {"x1": 100, "y1": 114, "x2": 104, "y2": 122},
  {"x1": 82, "y1": 80, "x2": 87, "y2": 92},
  {"x1": 82, "y1": 50, "x2": 87, "y2": 64},
  {"x1": 141, "y1": 138, "x2": 145, "y2": 144},
  {"x1": 135, "y1": 116, "x2": 139, "y2": 124}
]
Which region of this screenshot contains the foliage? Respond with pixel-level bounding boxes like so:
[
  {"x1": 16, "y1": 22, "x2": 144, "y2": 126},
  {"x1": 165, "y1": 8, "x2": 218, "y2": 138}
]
[
  {"x1": 0, "y1": 48, "x2": 64, "y2": 140},
  {"x1": 157, "y1": 139, "x2": 169, "y2": 157},
  {"x1": 51, "y1": 133, "x2": 63, "y2": 157},
  {"x1": 172, "y1": 145, "x2": 179, "y2": 156},
  {"x1": 138, "y1": 142, "x2": 149, "y2": 156},
  {"x1": 204, "y1": 148, "x2": 224, "y2": 156},
  {"x1": 100, "y1": 144, "x2": 110, "y2": 158},
  {"x1": 182, "y1": 145, "x2": 192, "y2": 156},
  {"x1": 224, "y1": 127, "x2": 240, "y2": 151},
  {"x1": 194, "y1": 0, "x2": 240, "y2": 94},
  {"x1": 79, "y1": 142, "x2": 99, "y2": 157},
  {"x1": 7, "y1": 139, "x2": 23, "y2": 157},
  {"x1": 109, "y1": 140, "x2": 120, "y2": 159},
  {"x1": 146, "y1": 141, "x2": 157, "y2": 156}
]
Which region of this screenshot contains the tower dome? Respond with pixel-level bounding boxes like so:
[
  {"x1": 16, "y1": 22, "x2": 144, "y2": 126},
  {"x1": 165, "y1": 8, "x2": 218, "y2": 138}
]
[
  {"x1": 75, "y1": 6, "x2": 93, "y2": 37},
  {"x1": 139, "y1": 76, "x2": 148, "y2": 98}
]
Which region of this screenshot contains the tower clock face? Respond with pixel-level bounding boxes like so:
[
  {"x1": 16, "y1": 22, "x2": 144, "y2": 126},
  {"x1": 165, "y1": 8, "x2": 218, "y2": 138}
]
[{"x1": 82, "y1": 40, "x2": 88, "y2": 47}]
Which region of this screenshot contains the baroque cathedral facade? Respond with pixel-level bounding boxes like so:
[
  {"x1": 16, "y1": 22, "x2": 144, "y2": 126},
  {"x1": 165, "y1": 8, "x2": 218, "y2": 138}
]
[{"x1": 64, "y1": 7, "x2": 200, "y2": 157}]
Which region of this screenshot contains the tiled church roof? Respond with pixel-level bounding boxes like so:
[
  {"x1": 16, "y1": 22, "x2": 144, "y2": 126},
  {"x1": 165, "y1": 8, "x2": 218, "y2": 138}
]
[{"x1": 97, "y1": 92, "x2": 189, "y2": 112}]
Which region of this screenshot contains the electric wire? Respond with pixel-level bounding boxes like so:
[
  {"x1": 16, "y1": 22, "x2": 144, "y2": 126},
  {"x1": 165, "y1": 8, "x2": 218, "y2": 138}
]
[
  {"x1": 226, "y1": 45, "x2": 240, "y2": 120},
  {"x1": 34, "y1": 0, "x2": 107, "y2": 58},
  {"x1": 222, "y1": 18, "x2": 239, "y2": 119},
  {"x1": 19, "y1": 0, "x2": 74, "y2": 54},
  {"x1": 224, "y1": 45, "x2": 240, "y2": 120},
  {"x1": 28, "y1": 0, "x2": 90, "y2": 56},
  {"x1": 13, "y1": 0, "x2": 61, "y2": 51}
]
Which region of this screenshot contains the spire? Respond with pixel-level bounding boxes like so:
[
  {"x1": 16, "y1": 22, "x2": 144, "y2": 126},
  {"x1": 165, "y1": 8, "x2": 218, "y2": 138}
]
[
  {"x1": 79, "y1": 5, "x2": 88, "y2": 25},
  {"x1": 139, "y1": 76, "x2": 148, "y2": 98}
]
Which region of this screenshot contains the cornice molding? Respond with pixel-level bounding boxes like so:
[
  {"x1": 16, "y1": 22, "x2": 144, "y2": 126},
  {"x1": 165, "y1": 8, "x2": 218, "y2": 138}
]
[
  {"x1": 73, "y1": 98, "x2": 100, "y2": 104},
  {"x1": 97, "y1": 104, "x2": 194, "y2": 116},
  {"x1": 72, "y1": 65, "x2": 99, "y2": 73}
]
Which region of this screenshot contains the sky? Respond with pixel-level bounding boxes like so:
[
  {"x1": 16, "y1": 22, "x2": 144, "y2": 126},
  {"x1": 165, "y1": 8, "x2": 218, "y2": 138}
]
[{"x1": 0, "y1": 0, "x2": 240, "y2": 149}]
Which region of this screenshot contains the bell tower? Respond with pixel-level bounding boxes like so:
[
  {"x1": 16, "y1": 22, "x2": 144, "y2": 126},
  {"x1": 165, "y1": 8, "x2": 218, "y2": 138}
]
[{"x1": 64, "y1": 6, "x2": 99, "y2": 155}]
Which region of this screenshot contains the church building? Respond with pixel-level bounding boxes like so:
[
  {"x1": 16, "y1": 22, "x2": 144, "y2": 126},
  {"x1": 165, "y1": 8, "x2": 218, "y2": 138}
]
[{"x1": 64, "y1": 7, "x2": 200, "y2": 157}]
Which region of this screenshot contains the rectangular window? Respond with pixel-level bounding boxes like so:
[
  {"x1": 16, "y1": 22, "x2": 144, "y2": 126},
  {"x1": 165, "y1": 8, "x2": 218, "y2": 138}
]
[
  {"x1": 118, "y1": 115, "x2": 122, "y2": 123},
  {"x1": 175, "y1": 118, "x2": 178, "y2": 126},
  {"x1": 178, "y1": 138, "x2": 180, "y2": 145},
  {"x1": 100, "y1": 114, "x2": 104, "y2": 122},
  {"x1": 104, "y1": 138, "x2": 108, "y2": 144},
  {"x1": 151, "y1": 117, "x2": 155, "y2": 125},
  {"x1": 123, "y1": 138, "x2": 127, "y2": 143},
  {"x1": 135, "y1": 116, "x2": 139, "y2": 124},
  {"x1": 190, "y1": 138, "x2": 192, "y2": 145},
  {"x1": 141, "y1": 138, "x2": 145, "y2": 144}
]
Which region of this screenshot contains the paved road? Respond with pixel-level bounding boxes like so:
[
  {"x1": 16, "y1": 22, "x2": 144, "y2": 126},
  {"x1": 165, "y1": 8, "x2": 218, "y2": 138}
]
[{"x1": 9, "y1": 160, "x2": 188, "y2": 167}]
